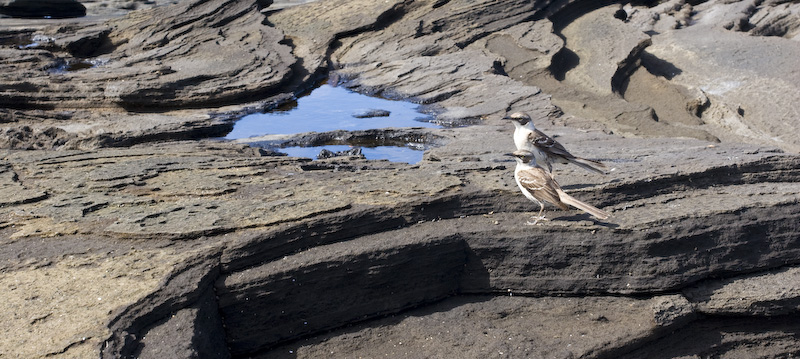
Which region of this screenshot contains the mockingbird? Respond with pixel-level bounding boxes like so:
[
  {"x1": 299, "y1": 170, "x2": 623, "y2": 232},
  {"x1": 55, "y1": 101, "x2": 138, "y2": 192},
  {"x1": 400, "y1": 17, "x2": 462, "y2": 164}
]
[
  {"x1": 504, "y1": 112, "x2": 607, "y2": 174},
  {"x1": 510, "y1": 150, "x2": 610, "y2": 225}
]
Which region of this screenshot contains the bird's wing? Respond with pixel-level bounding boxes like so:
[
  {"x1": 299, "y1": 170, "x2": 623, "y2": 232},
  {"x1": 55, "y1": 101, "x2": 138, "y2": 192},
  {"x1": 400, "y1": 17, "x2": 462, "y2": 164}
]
[
  {"x1": 516, "y1": 168, "x2": 567, "y2": 209},
  {"x1": 529, "y1": 130, "x2": 576, "y2": 159}
]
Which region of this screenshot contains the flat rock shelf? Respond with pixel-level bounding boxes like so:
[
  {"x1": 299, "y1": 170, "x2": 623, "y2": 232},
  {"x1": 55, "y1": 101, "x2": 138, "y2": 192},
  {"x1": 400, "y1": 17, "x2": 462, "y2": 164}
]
[{"x1": 2, "y1": 0, "x2": 800, "y2": 358}]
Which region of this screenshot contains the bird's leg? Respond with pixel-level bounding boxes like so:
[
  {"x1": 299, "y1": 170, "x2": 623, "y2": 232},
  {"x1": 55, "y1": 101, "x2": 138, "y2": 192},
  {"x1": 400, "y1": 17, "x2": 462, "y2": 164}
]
[{"x1": 526, "y1": 202, "x2": 548, "y2": 225}]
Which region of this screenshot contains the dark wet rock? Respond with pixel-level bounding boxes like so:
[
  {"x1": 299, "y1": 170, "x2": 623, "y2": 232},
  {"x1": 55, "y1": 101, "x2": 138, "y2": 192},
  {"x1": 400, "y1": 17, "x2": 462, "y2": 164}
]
[
  {"x1": 0, "y1": 0, "x2": 184, "y2": 17},
  {"x1": 54, "y1": 27, "x2": 112, "y2": 58},
  {"x1": 316, "y1": 147, "x2": 364, "y2": 159},
  {"x1": 241, "y1": 128, "x2": 442, "y2": 149},
  {"x1": 351, "y1": 108, "x2": 390, "y2": 118},
  {"x1": 0, "y1": 0, "x2": 86, "y2": 19}
]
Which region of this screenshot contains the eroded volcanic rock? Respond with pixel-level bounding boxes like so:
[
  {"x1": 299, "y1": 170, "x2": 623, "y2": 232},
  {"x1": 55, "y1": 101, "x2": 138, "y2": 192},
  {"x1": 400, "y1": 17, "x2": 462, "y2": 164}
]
[
  {"x1": 2, "y1": 0, "x2": 800, "y2": 358},
  {"x1": 1, "y1": 0, "x2": 293, "y2": 110},
  {"x1": 0, "y1": 0, "x2": 295, "y2": 149},
  {"x1": 3, "y1": 126, "x2": 799, "y2": 358}
]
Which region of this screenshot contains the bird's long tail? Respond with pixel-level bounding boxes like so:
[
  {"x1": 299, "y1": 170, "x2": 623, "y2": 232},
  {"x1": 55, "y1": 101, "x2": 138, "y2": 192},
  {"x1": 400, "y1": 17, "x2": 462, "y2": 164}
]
[
  {"x1": 556, "y1": 189, "x2": 611, "y2": 220},
  {"x1": 571, "y1": 157, "x2": 608, "y2": 174}
]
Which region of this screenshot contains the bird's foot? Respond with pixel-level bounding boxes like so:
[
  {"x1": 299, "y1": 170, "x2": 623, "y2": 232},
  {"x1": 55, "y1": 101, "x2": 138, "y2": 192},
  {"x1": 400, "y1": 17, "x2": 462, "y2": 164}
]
[{"x1": 525, "y1": 215, "x2": 548, "y2": 226}]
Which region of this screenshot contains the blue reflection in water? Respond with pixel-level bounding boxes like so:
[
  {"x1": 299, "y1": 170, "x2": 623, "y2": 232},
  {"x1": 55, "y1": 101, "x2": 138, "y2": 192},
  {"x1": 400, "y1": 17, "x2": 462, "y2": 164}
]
[
  {"x1": 225, "y1": 84, "x2": 438, "y2": 139},
  {"x1": 226, "y1": 84, "x2": 438, "y2": 164}
]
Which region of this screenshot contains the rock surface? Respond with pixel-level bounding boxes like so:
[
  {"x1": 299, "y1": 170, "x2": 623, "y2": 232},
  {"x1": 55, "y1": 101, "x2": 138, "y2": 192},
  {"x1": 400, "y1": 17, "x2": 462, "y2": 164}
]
[
  {"x1": 264, "y1": 294, "x2": 697, "y2": 359},
  {"x1": 0, "y1": 0, "x2": 294, "y2": 149},
  {"x1": 351, "y1": 108, "x2": 391, "y2": 118},
  {"x1": 2, "y1": 0, "x2": 800, "y2": 358}
]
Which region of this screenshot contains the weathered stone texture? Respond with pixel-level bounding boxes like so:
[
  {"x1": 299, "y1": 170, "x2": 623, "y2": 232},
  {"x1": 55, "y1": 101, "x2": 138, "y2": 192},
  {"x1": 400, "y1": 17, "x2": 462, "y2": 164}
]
[{"x1": 3, "y1": 0, "x2": 800, "y2": 358}]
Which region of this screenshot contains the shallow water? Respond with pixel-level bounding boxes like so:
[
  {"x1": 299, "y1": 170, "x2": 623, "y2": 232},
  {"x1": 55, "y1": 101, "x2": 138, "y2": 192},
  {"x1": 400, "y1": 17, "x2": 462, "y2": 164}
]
[
  {"x1": 225, "y1": 84, "x2": 438, "y2": 139},
  {"x1": 226, "y1": 84, "x2": 439, "y2": 163}
]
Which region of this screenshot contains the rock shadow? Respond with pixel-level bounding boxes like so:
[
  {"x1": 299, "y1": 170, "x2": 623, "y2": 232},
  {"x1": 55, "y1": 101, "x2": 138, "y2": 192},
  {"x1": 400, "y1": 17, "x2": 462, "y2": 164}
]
[
  {"x1": 640, "y1": 52, "x2": 683, "y2": 80},
  {"x1": 131, "y1": 286, "x2": 230, "y2": 359},
  {"x1": 549, "y1": 46, "x2": 580, "y2": 81},
  {"x1": 251, "y1": 295, "x2": 496, "y2": 359},
  {"x1": 616, "y1": 315, "x2": 800, "y2": 358},
  {"x1": 547, "y1": 0, "x2": 620, "y2": 32},
  {"x1": 550, "y1": 213, "x2": 620, "y2": 228},
  {"x1": 102, "y1": 250, "x2": 223, "y2": 358}
]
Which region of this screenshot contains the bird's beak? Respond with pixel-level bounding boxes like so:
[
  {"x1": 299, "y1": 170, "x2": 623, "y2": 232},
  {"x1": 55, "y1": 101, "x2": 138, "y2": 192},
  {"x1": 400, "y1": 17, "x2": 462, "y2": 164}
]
[
  {"x1": 503, "y1": 152, "x2": 515, "y2": 157},
  {"x1": 502, "y1": 116, "x2": 513, "y2": 121}
]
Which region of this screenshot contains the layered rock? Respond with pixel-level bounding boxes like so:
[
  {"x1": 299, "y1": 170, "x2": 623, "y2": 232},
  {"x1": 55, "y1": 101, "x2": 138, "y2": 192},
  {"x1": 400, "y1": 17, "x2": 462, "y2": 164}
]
[
  {"x1": 266, "y1": 295, "x2": 697, "y2": 358},
  {"x1": 2, "y1": 0, "x2": 293, "y2": 109},
  {"x1": 0, "y1": 0, "x2": 294, "y2": 148},
  {"x1": 3, "y1": 134, "x2": 799, "y2": 358},
  {"x1": 2, "y1": 0, "x2": 800, "y2": 358},
  {"x1": 623, "y1": 0, "x2": 800, "y2": 152},
  {"x1": 329, "y1": 0, "x2": 558, "y2": 123}
]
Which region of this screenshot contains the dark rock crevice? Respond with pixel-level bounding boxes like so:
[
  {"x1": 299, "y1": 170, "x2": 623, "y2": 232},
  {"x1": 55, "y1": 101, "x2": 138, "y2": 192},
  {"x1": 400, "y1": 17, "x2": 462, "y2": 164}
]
[
  {"x1": 544, "y1": 0, "x2": 622, "y2": 32},
  {"x1": 131, "y1": 285, "x2": 230, "y2": 359},
  {"x1": 638, "y1": 51, "x2": 683, "y2": 80},
  {"x1": 101, "y1": 248, "x2": 225, "y2": 359},
  {"x1": 609, "y1": 36, "x2": 652, "y2": 95}
]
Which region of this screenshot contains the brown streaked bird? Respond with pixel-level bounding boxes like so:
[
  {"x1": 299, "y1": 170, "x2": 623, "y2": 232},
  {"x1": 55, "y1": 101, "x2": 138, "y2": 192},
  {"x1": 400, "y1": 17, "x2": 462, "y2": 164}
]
[
  {"x1": 504, "y1": 112, "x2": 607, "y2": 174},
  {"x1": 510, "y1": 150, "x2": 611, "y2": 225}
]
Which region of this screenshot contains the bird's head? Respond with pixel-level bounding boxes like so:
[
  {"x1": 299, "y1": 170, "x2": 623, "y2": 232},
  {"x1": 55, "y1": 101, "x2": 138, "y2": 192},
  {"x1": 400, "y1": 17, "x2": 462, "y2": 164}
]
[
  {"x1": 507, "y1": 149, "x2": 535, "y2": 163},
  {"x1": 502, "y1": 112, "x2": 533, "y2": 127}
]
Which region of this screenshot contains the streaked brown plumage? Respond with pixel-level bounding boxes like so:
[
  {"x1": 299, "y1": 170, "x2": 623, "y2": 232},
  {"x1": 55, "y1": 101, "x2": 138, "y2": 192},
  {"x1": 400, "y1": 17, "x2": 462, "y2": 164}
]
[
  {"x1": 504, "y1": 112, "x2": 607, "y2": 174},
  {"x1": 511, "y1": 150, "x2": 611, "y2": 224}
]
